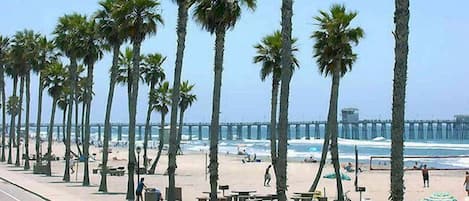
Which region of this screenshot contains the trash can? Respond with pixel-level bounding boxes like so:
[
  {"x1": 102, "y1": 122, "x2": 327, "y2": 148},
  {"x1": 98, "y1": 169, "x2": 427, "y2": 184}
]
[{"x1": 145, "y1": 188, "x2": 161, "y2": 201}]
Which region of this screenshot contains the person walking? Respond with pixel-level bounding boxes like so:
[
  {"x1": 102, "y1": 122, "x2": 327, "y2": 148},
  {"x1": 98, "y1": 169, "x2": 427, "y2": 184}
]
[
  {"x1": 422, "y1": 164, "x2": 429, "y2": 188},
  {"x1": 264, "y1": 165, "x2": 272, "y2": 187},
  {"x1": 69, "y1": 155, "x2": 75, "y2": 174},
  {"x1": 136, "y1": 177, "x2": 147, "y2": 201},
  {"x1": 464, "y1": 171, "x2": 469, "y2": 196}
]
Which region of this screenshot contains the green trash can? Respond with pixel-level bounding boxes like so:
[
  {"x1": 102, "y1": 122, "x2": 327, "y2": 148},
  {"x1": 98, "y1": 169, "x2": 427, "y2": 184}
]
[{"x1": 145, "y1": 188, "x2": 161, "y2": 201}]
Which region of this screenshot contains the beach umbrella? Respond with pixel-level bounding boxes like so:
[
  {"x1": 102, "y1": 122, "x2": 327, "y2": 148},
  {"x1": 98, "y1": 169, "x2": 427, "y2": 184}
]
[
  {"x1": 421, "y1": 192, "x2": 457, "y2": 201},
  {"x1": 323, "y1": 172, "x2": 351, "y2": 181}
]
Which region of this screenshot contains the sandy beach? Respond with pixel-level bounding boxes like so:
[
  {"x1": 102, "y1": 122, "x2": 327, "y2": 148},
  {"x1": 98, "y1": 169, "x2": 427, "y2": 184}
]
[{"x1": 0, "y1": 140, "x2": 468, "y2": 201}]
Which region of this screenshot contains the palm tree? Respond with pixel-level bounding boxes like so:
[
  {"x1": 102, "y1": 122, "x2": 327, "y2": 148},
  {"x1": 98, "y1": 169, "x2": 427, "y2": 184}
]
[
  {"x1": 9, "y1": 30, "x2": 35, "y2": 167},
  {"x1": 309, "y1": 5, "x2": 364, "y2": 200},
  {"x1": 113, "y1": 0, "x2": 163, "y2": 198},
  {"x1": 6, "y1": 96, "x2": 21, "y2": 163},
  {"x1": 193, "y1": 0, "x2": 256, "y2": 199},
  {"x1": 253, "y1": 31, "x2": 298, "y2": 191},
  {"x1": 5, "y1": 57, "x2": 19, "y2": 164},
  {"x1": 276, "y1": 0, "x2": 293, "y2": 199},
  {"x1": 42, "y1": 62, "x2": 67, "y2": 176},
  {"x1": 23, "y1": 30, "x2": 41, "y2": 170},
  {"x1": 54, "y1": 13, "x2": 87, "y2": 182},
  {"x1": 80, "y1": 18, "x2": 104, "y2": 187},
  {"x1": 390, "y1": 0, "x2": 409, "y2": 200},
  {"x1": 141, "y1": 53, "x2": 166, "y2": 171},
  {"x1": 148, "y1": 81, "x2": 171, "y2": 174},
  {"x1": 75, "y1": 65, "x2": 85, "y2": 157},
  {"x1": 0, "y1": 36, "x2": 9, "y2": 162},
  {"x1": 176, "y1": 81, "x2": 197, "y2": 153},
  {"x1": 167, "y1": 1, "x2": 195, "y2": 199},
  {"x1": 95, "y1": 0, "x2": 128, "y2": 190},
  {"x1": 33, "y1": 36, "x2": 58, "y2": 165}
]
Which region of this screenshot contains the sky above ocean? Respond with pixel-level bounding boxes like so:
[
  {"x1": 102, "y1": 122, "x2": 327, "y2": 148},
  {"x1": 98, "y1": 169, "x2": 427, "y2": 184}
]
[{"x1": 1, "y1": 0, "x2": 469, "y2": 123}]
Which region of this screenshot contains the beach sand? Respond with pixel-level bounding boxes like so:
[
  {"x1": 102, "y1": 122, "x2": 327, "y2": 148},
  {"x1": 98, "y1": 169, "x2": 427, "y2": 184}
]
[{"x1": 1, "y1": 140, "x2": 468, "y2": 201}]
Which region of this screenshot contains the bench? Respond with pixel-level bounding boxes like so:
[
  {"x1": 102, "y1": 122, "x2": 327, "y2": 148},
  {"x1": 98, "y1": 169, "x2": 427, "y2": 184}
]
[
  {"x1": 196, "y1": 197, "x2": 209, "y2": 201},
  {"x1": 291, "y1": 197, "x2": 313, "y2": 201},
  {"x1": 109, "y1": 169, "x2": 125, "y2": 176}
]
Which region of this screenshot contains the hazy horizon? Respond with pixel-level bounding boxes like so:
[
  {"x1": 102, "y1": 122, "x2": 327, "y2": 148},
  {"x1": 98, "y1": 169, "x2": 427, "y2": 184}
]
[{"x1": 1, "y1": 1, "x2": 469, "y2": 124}]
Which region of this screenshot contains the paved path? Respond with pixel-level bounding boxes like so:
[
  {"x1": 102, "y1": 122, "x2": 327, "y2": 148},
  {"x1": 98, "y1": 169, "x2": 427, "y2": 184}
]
[{"x1": 0, "y1": 180, "x2": 45, "y2": 201}]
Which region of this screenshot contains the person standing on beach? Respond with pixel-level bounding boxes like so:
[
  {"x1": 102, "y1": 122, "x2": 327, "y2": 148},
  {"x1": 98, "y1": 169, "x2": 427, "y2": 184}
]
[
  {"x1": 136, "y1": 178, "x2": 147, "y2": 201},
  {"x1": 422, "y1": 164, "x2": 429, "y2": 188},
  {"x1": 69, "y1": 155, "x2": 75, "y2": 174},
  {"x1": 464, "y1": 171, "x2": 469, "y2": 196},
  {"x1": 264, "y1": 165, "x2": 272, "y2": 186}
]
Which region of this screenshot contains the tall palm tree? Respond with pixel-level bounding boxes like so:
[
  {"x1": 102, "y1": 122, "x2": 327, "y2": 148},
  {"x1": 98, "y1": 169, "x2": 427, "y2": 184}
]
[
  {"x1": 75, "y1": 65, "x2": 85, "y2": 157},
  {"x1": 309, "y1": 5, "x2": 364, "y2": 200},
  {"x1": 23, "y1": 30, "x2": 41, "y2": 170},
  {"x1": 54, "y1": 13, "x2": 87, "y2": 182},
  {"x1": 80, "y1": 18, "x2": 104, "y2": 186},
  {"x1": 193, "y1": 0, "x2": 256, "y2": 199},
  {"x1": 42, "y1": 62, "x2": 67, "y2": 176},
  {"x1": 10, "y1": 30, "x2": 35, "y2": 167},
  {"x1": 33, "y1": 36, "x2": 58, "y2": 165},
  {"x1": 0, "y1": 36, "x2": 9, "y2": 162},
  {"x1": 276, "y1": 0, "x2": 293, "y2": 199},
  {"x1": 113, "y1": 0, "x2": 163, "y2": 198},
  {"x1": 176, "y1": 81, "x2": 197, "y2": 153},
  {"x1": 95, "y1": 0, "x2": 129, "y2": 190},
  {"x1": 6, "y1": 96, "x2": 21, "y2": 163},
  {"x1": 5, "y1": 57, "x2": 19, "y2": 164},
  {"x1": 390, "y1": 0, "x2": 409, "y2": 200},
  {"x1": 167, "y1": 1, "x2": 195, "y2": 199},
  {"x1": 148, "y1": 81, "x2": 171, "y2": 175},
  {"x1": 141, "y1": 53, "x2": 166, "y2": 171},
  {"x1": 253, "y1": 31, "x2": 298, "y2": 191}
]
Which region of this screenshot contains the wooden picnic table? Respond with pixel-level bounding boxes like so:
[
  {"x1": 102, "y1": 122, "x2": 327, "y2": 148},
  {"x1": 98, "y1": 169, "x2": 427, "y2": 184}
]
[
  {"x1": 293, "y1": 191, "x2": 321, "y2": 197},
  {"x1": 231, "y1": 190, "x2": 257, "y2": 196},
  {"x1": 231, "y1": 190, "x2": 257, "y2": 201}
]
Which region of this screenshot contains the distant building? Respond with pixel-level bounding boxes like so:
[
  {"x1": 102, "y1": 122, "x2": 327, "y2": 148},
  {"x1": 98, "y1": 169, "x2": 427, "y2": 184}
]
[
  {"x1": 342, "y1": 108, "x2": 359, "y2": 123},
  {"x1": 454, "y1": 115, "x2": 469, "y2": 139},
  {"x1": 454, "y1": 115, "x2": 469, "y2": 122}
]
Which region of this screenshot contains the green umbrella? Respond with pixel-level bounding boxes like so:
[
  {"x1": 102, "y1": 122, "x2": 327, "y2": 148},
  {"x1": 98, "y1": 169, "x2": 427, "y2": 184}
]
[
  {"x1": 323, "y1": 172, "x2": 351, "y2": 181},
  {"x1": 421, "y1": 192, "x2": 457, "y2": 201}
]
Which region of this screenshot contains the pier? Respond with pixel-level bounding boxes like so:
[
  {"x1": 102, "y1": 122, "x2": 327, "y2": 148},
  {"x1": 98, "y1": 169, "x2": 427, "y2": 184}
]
[{"x1": 6, "y1": 119, "x2": 469, "y2": 142}]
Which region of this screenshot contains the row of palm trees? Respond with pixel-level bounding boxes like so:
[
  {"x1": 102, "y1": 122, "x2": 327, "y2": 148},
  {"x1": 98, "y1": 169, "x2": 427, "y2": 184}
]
[{"x1": 0, "y1": 0, "x2": 410, "y2": 200}]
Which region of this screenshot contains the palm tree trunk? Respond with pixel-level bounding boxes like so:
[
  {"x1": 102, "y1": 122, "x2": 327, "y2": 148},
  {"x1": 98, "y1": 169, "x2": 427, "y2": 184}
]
[
  {"x1": 62, "y1": 108, "x2": 66, "y2": 143},
  {"x1": 390, "y1": 0, "x2": 409, "y2": 200},
  {"x1": 277, "y1": 0, "x2": 293, "y2": 200},
  {"x1": 126, "y1": 40, "x2": 141, "y2": 201},
  {"x1": 270, "y1": 78, "x2": 279, "y2": 183},
  {"x1": 15, "y1": 76, "x2": 25, "y2": 167},
  {"x1": 148, "y1": 113, "x2": 165, "y2": 174},
  {"x1": 309, "y1": 124, "x2": 330, "y2": 192},
  {"x1": 176, "y1": 107, "x2": 185, "y2": 154},
  {"x1": 8, "y1": 77, "x2": 18, "y2": 164},
  {"x1": 46, "y1": 98, "x2": 57, "y2": 176},
  {"x1": 81, "y1": 101, "x2": 85, "y2": 144},
  {"x1": 168, "y1": 3, "x2": 189, "y2": 200},
  {"x1": 24, "y1": 73, "x2": 31, "y2": 170},
  {"x1": 329, "y1": 68, "x2": 344, "y2": 201},
  {"x1": 208, "y1": 27, "x2": 225, "y2": 201},
  {"x1": 83, "y1": 63, "x2": 94, "y2": 186},
  {"x1": 63, "y1": 58, "x2": 77, "y2": 182},
  {"x1": 1, "y1": 65, "x2": 6, "y2": 162},
  {"x1": 75, "y1": 95, "x2": 82, "y2": 156},
  {"x1": 35, "y1": 74, "x2": 44, "y2": 163},
  {"x1": 143, "y1": 83, "x2": 155, "y2": 171},
  {"x1": 99, "y1": 44, "x2": 120, "y2": 192}
]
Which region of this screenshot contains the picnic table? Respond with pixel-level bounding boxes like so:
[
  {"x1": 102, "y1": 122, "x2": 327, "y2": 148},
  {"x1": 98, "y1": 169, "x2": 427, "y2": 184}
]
[
  {"x1": 293, "y1": 191, "x2": 321, "y2": 198},
  {"x1": 231, "y1": 190, "x2": 257, "y2": 201}
]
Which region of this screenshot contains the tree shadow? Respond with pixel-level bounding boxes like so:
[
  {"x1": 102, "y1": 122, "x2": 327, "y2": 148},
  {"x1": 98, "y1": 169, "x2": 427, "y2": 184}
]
[
  {"x1": 66, "y1": 184, "x2": 99, "y2": 188},
  {"x1": 49, "y1": 181, "x2": 81, "y2": 184},
  {"x1": 92, "y1": 192, "x2": 126, "y2": 195}
]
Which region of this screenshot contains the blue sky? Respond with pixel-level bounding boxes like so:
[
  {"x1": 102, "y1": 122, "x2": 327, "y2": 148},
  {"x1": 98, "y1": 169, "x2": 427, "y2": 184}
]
[{"x1": 1, "y1": 1, "x2": 469, "y2": 123}]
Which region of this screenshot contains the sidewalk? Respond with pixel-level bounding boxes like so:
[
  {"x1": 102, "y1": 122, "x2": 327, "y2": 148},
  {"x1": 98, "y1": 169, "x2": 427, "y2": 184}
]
[{"x1": 0, "y1": 162, "x2": 125, "y2": 201}]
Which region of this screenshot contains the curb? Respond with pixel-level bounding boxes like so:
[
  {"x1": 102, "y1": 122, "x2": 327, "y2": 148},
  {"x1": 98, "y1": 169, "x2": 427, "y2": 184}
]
[{"x1": 0, "y1": 176, "x2": 50, "y2": 201}]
